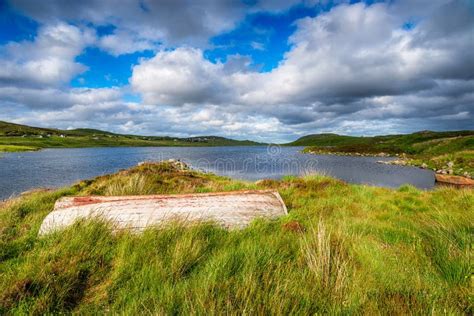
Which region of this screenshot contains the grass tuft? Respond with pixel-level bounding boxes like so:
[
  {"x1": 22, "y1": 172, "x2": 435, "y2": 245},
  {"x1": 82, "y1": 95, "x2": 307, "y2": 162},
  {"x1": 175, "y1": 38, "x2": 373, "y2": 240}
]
[
  {"x1": 302, "y1": 221, "x2": 350, "y2": 302},
  {"x1": 104, "y1": 173, "x2": 154, "y2": 196}
]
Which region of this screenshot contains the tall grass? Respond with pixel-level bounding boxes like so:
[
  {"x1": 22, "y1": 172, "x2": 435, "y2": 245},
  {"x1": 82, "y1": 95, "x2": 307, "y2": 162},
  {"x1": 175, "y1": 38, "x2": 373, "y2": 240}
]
[
  {"x1": 104, "y1": 173, "x2": 154, "y2": 196},
  {"x1": 0, "y1": 162, "x2": 472, "y2": 314},
  {"x1": 302, "y1": 221, "x2": 350, "y2": 303}
]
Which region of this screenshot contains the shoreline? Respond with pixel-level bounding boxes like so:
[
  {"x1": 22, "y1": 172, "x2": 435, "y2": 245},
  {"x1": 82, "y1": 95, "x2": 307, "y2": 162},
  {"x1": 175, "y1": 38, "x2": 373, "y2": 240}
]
[
  {"x1": 302, "y1": 149, "x2": 473, "y2": 184},
  {"x1": 0, "y1": 143, "x2": 270, "y2": 153},
  {"x1": 2, "y1": 159, "x2": 468, "y2": 203}
]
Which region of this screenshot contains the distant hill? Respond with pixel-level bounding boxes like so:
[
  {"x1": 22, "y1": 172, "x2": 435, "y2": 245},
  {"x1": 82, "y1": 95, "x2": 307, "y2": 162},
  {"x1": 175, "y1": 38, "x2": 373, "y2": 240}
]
[
  {"x1": 287, "y1": 130, "x2": 474, "y2": 177},
  {"x1": 0, "y1": 121, "x2": 117, "y2": 137},
  {"x1": 0, "y1": 121, "x2": 264, "y2": 151},
  {"x1": 286, "y1": 130, "x2": 474, "y2": 154}
]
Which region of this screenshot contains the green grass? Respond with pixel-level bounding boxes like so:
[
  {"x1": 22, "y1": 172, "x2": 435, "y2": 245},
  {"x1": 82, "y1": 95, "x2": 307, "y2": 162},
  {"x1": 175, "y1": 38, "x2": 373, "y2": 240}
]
[
  {"x1": 1, "y1": 162, "x2": 472, "y2": 314},
  {"x1": 0, "y1": 145, "x2": 39, "y2": 152}
]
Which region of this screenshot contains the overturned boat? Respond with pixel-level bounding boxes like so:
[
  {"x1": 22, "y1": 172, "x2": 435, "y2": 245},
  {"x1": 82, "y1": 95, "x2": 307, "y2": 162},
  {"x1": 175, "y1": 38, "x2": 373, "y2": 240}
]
[{"x1": 39, "y1": 190, "x2": 288, "y2": 235}]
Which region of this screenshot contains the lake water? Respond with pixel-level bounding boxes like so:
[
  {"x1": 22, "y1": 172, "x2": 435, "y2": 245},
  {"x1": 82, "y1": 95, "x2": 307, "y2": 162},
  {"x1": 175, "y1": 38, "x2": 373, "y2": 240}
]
[{"x1": 0, "y1": 146, "x2": 435, "y2": 199}]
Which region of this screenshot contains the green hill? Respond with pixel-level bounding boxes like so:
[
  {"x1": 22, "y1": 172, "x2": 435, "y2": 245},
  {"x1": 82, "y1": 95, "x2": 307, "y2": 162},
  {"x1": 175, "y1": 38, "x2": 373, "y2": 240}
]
[
  {"x1": 0, "y1": 121, "x2": 263, "y2": 151},
  {"x1": 288, "y1": 130, "x2": 474, "y2": 177},
  {"x1": 287, "y1": 130, "x2": 474, "y2": 153}
]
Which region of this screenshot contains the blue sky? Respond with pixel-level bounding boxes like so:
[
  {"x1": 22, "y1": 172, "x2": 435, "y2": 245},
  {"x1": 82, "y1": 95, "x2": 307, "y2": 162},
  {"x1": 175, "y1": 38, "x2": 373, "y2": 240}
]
[{"x1": 0, "y1": 0, "x2": 473, "y2": 141}]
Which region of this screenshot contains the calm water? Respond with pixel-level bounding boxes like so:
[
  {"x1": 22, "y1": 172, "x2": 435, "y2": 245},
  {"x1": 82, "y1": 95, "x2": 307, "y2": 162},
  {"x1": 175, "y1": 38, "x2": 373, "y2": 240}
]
[{"x1": 0, "y1": 146, "x2": 435, "y2": 199}]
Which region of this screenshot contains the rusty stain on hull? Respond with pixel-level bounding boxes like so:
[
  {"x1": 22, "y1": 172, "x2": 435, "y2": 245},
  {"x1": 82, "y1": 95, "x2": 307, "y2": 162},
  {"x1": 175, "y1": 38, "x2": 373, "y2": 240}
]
[{"x1": 39, "y1": 190, "x2": 288, "y2": 235}]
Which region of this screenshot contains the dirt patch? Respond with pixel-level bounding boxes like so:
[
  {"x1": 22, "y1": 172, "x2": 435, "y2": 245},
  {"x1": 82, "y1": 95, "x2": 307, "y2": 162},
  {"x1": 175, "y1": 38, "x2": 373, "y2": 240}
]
[{"x1": 282, "y1": 221, "x2": 305, "y2": 233}]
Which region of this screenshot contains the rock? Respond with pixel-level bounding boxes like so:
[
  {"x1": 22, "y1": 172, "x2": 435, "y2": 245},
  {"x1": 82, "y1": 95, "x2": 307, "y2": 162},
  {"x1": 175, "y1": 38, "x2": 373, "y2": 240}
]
[
  {"x1": 421, "y1": 163, "x2": 428, "y2": 169},
  {"x1": 168, "y1": 159, "x2": 188, "y2": 170},
  {"x1": 448, "y1": 169, "x2": 453, "y2": 175},
  {"x1": 377, "y1": 159, "x2": 408, "y2": 166},
  {"x1": 447, "y1": 161, "x2": 454, "y2": 168},
  {"x1": 138, "y1": 159, "x2": 189, "y2": 170},
  {"x1": 435, "y1": 174, "x2": 474, "y2": 186}
]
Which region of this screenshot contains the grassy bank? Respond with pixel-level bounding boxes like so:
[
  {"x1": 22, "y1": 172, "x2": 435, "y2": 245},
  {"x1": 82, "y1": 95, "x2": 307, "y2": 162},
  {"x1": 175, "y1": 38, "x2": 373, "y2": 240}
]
[
  {"x1": 0, "y1": 145, "x2": 39, "y2": 153},
  {"x1": 294, "y1": 131, "x2": 474, "y2": 177},
  {"x1": 1, "y1": 162, "x2": 472, "y2": 314}
]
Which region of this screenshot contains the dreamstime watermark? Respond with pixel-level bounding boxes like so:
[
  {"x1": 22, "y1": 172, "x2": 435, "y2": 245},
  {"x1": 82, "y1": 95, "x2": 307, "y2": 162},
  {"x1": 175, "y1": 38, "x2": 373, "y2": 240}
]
[
  {"x1": 153, "y1": 144, "x2": 320, "y2": 178},
  {"x1": 267, "y1": 143, "x2": 281, "y2": 156}
]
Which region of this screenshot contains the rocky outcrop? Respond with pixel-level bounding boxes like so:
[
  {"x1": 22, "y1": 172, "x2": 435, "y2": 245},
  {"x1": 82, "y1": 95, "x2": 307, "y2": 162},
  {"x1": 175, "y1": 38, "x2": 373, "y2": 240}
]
[
  {"x1": 434, "y1": 161, "x2": 471, "y2": 178},
  {"x1": 377, "y1": 159, "x2": 407, "y2": 166},
  {"x1": 306, "y1": 150, "x2": 392, "y2": 157},
  {"x1": 138, "y1": 159, "x2": 189, "y2": 170}
]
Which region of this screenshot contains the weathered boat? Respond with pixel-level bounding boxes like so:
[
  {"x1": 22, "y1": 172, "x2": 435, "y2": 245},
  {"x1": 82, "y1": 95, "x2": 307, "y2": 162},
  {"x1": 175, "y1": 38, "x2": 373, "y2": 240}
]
[
  {"x1": 435, "y1": 174, "x2": 474, "y2": 186},
  {"x1": 39, "y1": 190, "x2": 288, "y2": 235}
]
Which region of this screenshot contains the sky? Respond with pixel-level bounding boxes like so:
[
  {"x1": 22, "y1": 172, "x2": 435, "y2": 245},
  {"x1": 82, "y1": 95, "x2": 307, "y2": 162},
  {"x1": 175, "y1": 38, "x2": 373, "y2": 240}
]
[{"x1": 0, "y1": 0, "x2": 473, "y2": 142}]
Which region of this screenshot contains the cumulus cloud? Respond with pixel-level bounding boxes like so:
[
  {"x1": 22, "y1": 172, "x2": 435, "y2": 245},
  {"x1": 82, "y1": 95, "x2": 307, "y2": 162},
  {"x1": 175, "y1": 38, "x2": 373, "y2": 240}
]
[
  {"x1": 130, "y1": 48, "x2": 232, "y2": 105},
  {"x1": 10, "y1": 0, "x2": 304, "y2": 56},
  {"x1": 0, "y1": 23, "x2": 95, "y2": 87},
  {"x1": 97, "y1": 30, "x2": 157, "y2": 56},
  {"x1": 0, "y1": 87, "x2": 121, "y2": 110},
  {"x1": 240, "y1": 1, "x2": 474, "y2": 105}
]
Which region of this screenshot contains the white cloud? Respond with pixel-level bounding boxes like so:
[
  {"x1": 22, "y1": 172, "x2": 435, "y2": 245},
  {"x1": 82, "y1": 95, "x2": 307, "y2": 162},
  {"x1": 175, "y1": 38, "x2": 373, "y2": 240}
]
[
  {"x1": 0, "y1": 23, "x2": 95, "y2": 87},
  {"x1": 97, "y1": 30, "x2": 157, "y2": 56},
  {"x1": 238, "y1": 1, "x2": 474, "y2": 107},
  {"x1": 10, "y1": 0, "x2": 305, "y2": 56},
  {"x1": 130, "y1": 47, "x2": 231, "y2": 105},
  {"x1": 0, "y1": 86, "x2": 122, "y2": 110}
]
